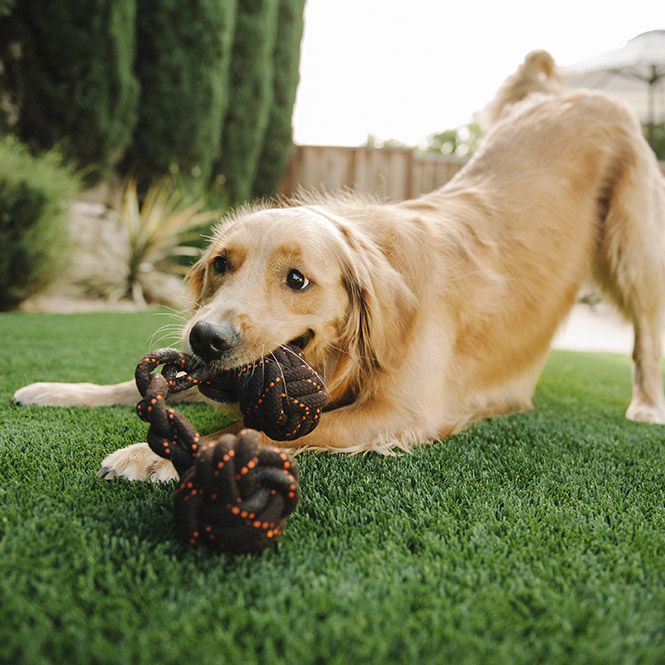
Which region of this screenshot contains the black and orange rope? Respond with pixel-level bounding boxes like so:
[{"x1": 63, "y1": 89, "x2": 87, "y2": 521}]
[
  {"x1": 136, "y1": 345, "x2": 328, "y2": 441},
  {"x1": 231, "y1": 346, "x2": 328, "y2": 440},
  {"x1": 134, "y1": 348, "x2": 306, "y2": 554}
]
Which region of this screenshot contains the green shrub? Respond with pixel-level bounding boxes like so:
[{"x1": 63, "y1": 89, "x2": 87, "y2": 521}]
[
  {"x1": 215, "y1": 0, "x2": 280, "y2": 204},
  {"x1": 0, "y1": 137, "x2": 80, "y2": 310},
  {"x1": 0, "y1": 0, "x2": 138, "y2": 181},
  {"x1": 125, "y1": 0, "x2": 237, "y2": 191},
  {"x1": 252, "y1": 0, "x2": 306, "y2": 199},
  {"x1": 0, "y1": 0, "x2": 14, "y2": 16},
  {"x1": 646, "y1": 123, "x2": 665, "y2": 161}
]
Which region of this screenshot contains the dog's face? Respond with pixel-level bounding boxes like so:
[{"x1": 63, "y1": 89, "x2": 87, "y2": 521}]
[{"x1": 184, "y1": 207, "x2": 352, "y2": 373}]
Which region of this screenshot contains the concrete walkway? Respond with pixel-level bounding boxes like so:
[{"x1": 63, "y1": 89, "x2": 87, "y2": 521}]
[{"x1": 552, "y1": 302, "x2": 635, "y2": 355}]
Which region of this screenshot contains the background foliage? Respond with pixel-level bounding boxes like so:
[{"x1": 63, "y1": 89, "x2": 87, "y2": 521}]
[
  {"x1": 0, "y1": 0, "x2": 139, "y2": 182},
  {"x1": 647, "y1": 123, "x2": 665, "y2": 161},
  {"x1": 125, "y1": 0, "x2": 237, "y2": 192},
  {"x1": 0, "y1": 0, "x2": 305, "y2": 198},
  {"x1": 424, "y1": 121, "x2": 482, "y2": 159},
  {"x1": 252, "y1": 0, "x2": 306, "y2": 199},
  {"x1": 215, "y1": 0, "x2": 280, "y2": 204},
  {"x1": 0, "y1": 137, "x2": 79, "y2": 309}
]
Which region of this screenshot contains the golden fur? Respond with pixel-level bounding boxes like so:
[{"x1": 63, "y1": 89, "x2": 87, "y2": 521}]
[{"x1": 14, "y1": 51, "x2": 665, "y2": 480}]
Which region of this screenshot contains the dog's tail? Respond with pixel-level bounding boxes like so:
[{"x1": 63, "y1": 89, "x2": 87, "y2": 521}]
[{"x1": 484, "y1": 50, "x2": 563, "y2": 128}]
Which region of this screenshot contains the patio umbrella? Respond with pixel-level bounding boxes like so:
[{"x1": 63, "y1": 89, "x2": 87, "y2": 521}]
[{"x1": 562, "y1": 30, "x2": 665, "y2": 145}]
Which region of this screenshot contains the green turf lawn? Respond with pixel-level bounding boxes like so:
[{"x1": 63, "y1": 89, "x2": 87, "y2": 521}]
[{"x1": 1, "y1": 310, "x2": 664, "y2": 665}]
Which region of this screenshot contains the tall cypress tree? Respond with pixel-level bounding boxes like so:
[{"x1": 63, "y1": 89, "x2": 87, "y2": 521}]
[
  {"x1": 125, "y1": 0, "x2": 237, "y2": 190},
  {"x1": 215, "y1": 0, "x2": 280, "y2": 204},
  {"x1": 252, "y1": 0, "x2": 305, "y2": 199},
  {"x1": 0, "y1": 0, "x2": 139, "y2": 181}
]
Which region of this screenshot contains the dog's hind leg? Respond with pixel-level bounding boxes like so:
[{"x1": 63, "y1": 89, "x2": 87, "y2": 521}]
[
  {"x1": 593, "y1": 138, "x2": 665, "y2": 424},
  {"x1": 626, "y1": 313, "x2": 665, "y2": 423}
]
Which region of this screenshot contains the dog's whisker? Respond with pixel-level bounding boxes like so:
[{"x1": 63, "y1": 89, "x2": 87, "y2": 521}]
[
  {"x1": 242, "y1": 349, "x2": 262, "y2": 388},
  {"x1": 270, "y1": 351, "x2": 289, "y2": 402},
  {"x1": 279, "y1": 343, "x2": 328, "y2": 394},
  {"x1": 145, "y1": 323, "x2": 185, "y2": 349},
  {"x1": 154, "y1": 305, "x2": 188, "y2": 321},
  {"x1": 261, "y1": 345, "x2": 266, "y2": 394}
]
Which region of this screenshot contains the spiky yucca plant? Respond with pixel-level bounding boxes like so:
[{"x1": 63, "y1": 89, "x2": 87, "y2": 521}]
[{"x1": 120, "y1": 179, "x2": 220, "y2": 305}]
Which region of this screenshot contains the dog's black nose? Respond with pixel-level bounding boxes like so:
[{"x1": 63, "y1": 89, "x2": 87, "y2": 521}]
[{"x1": 189, "y1": 321, "x2": 238, "y2": 361}]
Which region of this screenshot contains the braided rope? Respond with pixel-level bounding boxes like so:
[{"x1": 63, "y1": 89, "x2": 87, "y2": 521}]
[
  {"x1": 234, "y1": 346, "x2": 328, "y2": 440},
  {"x1": 135, "y1": 349, "x2": 300, "y2": 554},
  {"x1": 136, "y1": 345, "x2": 328, "y2": 441}
]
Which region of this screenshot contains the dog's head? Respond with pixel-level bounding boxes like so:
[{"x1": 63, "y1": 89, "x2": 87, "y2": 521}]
[{"x1": 185, "y1": 204, "x2": 416, "y2": 403}]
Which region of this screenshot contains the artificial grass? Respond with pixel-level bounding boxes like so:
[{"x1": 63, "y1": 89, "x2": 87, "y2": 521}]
[{"x1": 1, "y1": 310, "x2": 664, "y2": 665}]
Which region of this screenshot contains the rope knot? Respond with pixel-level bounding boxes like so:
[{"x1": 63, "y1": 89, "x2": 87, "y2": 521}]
[{"x1": 134, "y1": 347, "x2": 303, "y2": 554}]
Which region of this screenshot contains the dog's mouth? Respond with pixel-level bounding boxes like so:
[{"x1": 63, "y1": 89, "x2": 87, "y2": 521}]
[
  {"x1": 193, "y1": 329, "x2": 315, "y2": 371},
  {"x1": 289, "y1": 329, "x2": 314, "y2": 351}
]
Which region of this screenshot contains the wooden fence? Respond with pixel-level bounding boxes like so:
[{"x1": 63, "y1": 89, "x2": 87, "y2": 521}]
[
  {"x1": 279, "y1": 145, "x2": 466, "y2": 201},
  {"x1": 279, "y1": 144, "x2": 665, "y2": 201}
]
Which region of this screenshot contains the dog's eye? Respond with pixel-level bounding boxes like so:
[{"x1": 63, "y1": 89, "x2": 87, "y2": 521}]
[
  {"x1": 286, "y1": 269, "x2": 310, "y2": 291},
  {"x1": 212, "y1": 255, "x2": 228, "y2": 275}
]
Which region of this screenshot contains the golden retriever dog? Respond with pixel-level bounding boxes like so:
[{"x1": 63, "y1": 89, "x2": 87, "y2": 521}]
[{"x1": 14, "y1": 51, "x2": 665, "y2": 481}]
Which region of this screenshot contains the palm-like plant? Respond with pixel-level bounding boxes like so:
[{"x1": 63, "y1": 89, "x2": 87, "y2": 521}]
[{"x1": 120, "y1": 179, "x2": 220, "y2": 305}]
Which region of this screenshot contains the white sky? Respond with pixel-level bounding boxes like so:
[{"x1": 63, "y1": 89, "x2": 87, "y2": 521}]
[{"x1": 292, "y1": 0, "x2": 663, "y2": 147}]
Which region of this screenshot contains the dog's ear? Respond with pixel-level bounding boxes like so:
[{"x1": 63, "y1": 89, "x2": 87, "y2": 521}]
[
  {"x1": 338, "y1": 228, "x2": 417, "y2": 385},
  {"x1": 186, "y1": 258, "x2": 206, "y2": 309}
]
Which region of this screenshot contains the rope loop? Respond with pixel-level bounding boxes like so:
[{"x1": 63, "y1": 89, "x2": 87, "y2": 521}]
[{"x1": 134, "y1": 349, "x2": 301, "y2": 554}]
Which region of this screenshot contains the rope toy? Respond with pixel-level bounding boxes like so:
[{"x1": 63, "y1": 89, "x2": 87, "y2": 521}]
[
  {"x1": 145, "y1": 344, "x2": 328, "y2": 441},
  {"x1": 135, "y1": 348, "x2": 301, "y2": 554}
]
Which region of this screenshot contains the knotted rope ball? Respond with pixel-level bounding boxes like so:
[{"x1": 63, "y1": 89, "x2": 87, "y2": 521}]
[
  {"x1": 154, "y1": 344, "x2": 328, "y2": 441},
  {"x1": 135, "y1": 348, "x2": 304, "y2": 554}
]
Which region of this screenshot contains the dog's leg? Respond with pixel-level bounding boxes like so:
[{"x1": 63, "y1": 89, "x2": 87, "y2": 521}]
[
  {"x1": 99, "y1": 408, "x2": 243, "y2": 482},
  {"x1": 99, "y1": 442, "x2": 178, "y2": 482},
  {"x1": 99, "y1": 400, "x2": 431, "y2": 480},
  {"x1": 13, "y1": 380, "x2": 140, "y2": 407},
  {"x1": 591, "y1": 132, "x2": 665, "y2": 424},
  {"x1": 13, "y1": 380, "x2": 209, "y2": 407},
  {"x1": 626, "y1": 314, "x2": 665, "y2": 424},
  {"x1": 279, "y1": 399, "x2": 436, "y2": 453}
]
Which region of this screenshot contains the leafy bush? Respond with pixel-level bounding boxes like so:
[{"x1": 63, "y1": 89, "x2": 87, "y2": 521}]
[
  {"x1": 125, "y1": 0, "x2": 237, "y2": 191},
  {"x1": 646, "y1": 123, "x2": 665, "y2": 161},
  {"x1": 0, "y1": 0, "x2": 139, "y2": 181},
  {"x1": 0, "y1": 137, "x2": 79, "y2": 310},
  {"x1": 424, "y1": 122, "x2": 482, "y2": 158},
  {"x1": 215, "y1": 0, "x2": 280, "y2": 204},
  {"x1": 252, "y1": 0, "x2": 306, "y2": 199}
]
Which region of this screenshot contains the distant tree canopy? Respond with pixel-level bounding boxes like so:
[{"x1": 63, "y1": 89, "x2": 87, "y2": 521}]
[
  {"x1": 0, "y1": 0, "x2": 306, "y2": 198},
  {"x1": 424, "y1": 122, "x2": 482, "y2": 159},
  {"x1": 425, "y1": 119, "x2": 665, "y2": 162},
  {"x1": 252, "y1": 0, "x2": 306, "y2": 199},
  {"x1": 215, "y1": 0, "x2": 280, "y2": 204},
  {"x1": 365, "y1": 120, "x2": 483, "y2": 159},
  {"x1": 125, "y1": 0, "x2": 237, "y2": 191},
  {"x1": 0, "y1": 0, "x2": 139, "y2": 182}
]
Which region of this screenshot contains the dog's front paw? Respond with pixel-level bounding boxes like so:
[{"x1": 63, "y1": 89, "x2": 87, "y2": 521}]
[
  {"x1": 13, "y1": 382, "x2": 77, "y2": 406},
  {"x1": 99, "y1": 443, "x2": 178, "y2": 482},
  {"x1": 626, "y1": 401, "x2": 665, "y2": 425}
]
